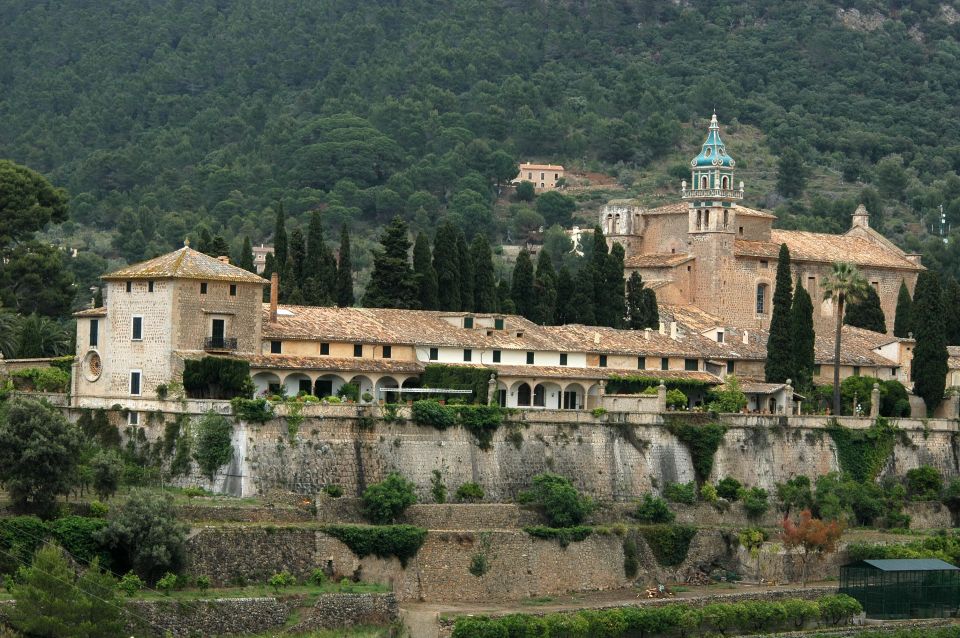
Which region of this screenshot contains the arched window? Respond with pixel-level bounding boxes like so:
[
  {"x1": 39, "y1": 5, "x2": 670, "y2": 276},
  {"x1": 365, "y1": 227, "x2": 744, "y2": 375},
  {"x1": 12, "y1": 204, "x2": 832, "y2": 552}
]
[
  {"x1": 605, "y1": 214, "x2": 613, "y2": 234},
  {"x1": 614, "y1": 213, "x2": 621, "y2": 234},
  {"x1": 701, "y1": 176, "x2": 708, "y2": 189},
  {"x1": 533, "y1": 384, "x2": 546, "y2": 407},
  {"x1": 756, "y1": 283, "x2": 768, "y2": 314},
  {"x1": 696, "y1": 210, "x2": 702, "y2": 230},
  {"x1": 703, "y1": 210, "x2": 710, "y2": 228},
  {"x1": 723, "y1": 210, "x2": 728, "y2": 228},
  {"x1": 517, "y1": 383, "x2": 531, "y2": 406},
  {"x1": 721, "y1": 175, "x2": 729, "y2": 189}
]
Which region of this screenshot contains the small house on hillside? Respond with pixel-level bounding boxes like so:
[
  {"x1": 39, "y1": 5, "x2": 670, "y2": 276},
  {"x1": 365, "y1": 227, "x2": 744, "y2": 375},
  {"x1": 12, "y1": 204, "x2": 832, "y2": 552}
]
[{"x1": 839, "y1": 558, "x2": 960, "y2": 619}]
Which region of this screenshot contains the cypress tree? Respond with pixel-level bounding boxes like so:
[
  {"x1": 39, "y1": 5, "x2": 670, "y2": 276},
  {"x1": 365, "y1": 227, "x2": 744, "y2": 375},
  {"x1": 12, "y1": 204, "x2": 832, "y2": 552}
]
[
  {"x1": 893, "y1": 280, "x2": 913, "y2": 338},
  {"x1": 273, "y1": 202, "x2": 288, "y2": 273},
  {"x1": 280, "y1": 255, "x2": 298, "y2": 301},
  {"x1": 568, "y1": 266, "x2": 596, "y2": 325},
  {"x1": 335, "y1": 224, "x2": 354, "y2": 307},
  {"x1": 912, "y1": 270, "x2": 949, "y2": 415},
  {"x1": 236, "y1": 236, "x2": 255, "y2": 272},
  {"x1": 197, "y1": 228, "x2": 213, "y2": 255},
  {"x1": 789, "y1": 281, "x2": 816, "y2": 391},
  {"x1": 532, "y1": 249, "x2": 558, "y2": 325},
  {"x1": 943, "y1": 278, "x2": 960, "y2": 345},
  {"x1": 432, "y1": 222, "x2": 461, "y2": 311},
  {"x1": 511, "y1": 249, "x2": 535, "y2": 319},
  {"x1": 262, "y1": 252, "x2": 275, "y2": 281},
  {"x1": 412, "y1": 232, "x2": 438, "y2": 310},
  {"x1": 470, "y1": 235, "x2": 497, "y2": 312},
  {"x1": 604, "y1": 243, "x2": 627, "y2": 328},
  {"x1": 844, "y1": 285, "x2": 886, "y2": 333},
  {"x1": 363, "y1": 216, "x2": 418, "y2": 309},
  {"x1": 456, "y1": 231, "x2": 475, "y2": 312},
  {"x1": 555, "y1": 265, "x2": 575, "y2": 325},
  {"x1": 208, "y1": 234, "x2": 230, "y2": 259},
  {"x1": 496, "y1": 279, "x2": 513, "y2": 314},
  {"x1": 765, "y1": 244, "x2": 794, "y2": 383},
  {"x1": 641, "y1": 288, "x2": 659, "y2": 329},
  {"x1": 626, "y1": 271, "x2": 645, "y2": 329},
  {"x1": 289, "y1": 228, "x2": 307, "y2": 289},
  {"x1": 589, "y1": 225, "x2": 609, "y2": 325},
  {"x1": 306, "y1": 210, "x2": 335, "y2": 304}
]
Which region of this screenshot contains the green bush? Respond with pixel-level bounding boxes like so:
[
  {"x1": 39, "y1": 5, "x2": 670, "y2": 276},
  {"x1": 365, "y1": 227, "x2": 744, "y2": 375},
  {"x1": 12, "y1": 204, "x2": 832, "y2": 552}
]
[
  {"x1": 455, "y1": 482, "x2": 484, "y2": 502},
  {"x1": 523, "y1": 525, "x2": 593, "y2": 547},
  {"x1": 156, "y1": 571, "x2": 177, "y2": 595},
  {"x1": 411, "y1": 400, "x2": 457, "y2": 428},
  {"x1": 739, "y1": 487, "x2": 770, "y2": 518},
  {"x1": 323, "y1": 484, "x2": 344, "y2": 498},
  {"x1": 422, "y1": 364, "x2": 495, "y2": 404},
  {"x1": 9, "y1": 367, "x2": 70, "y2": 392},
  {"x1": 320, "y1": 524, "x2": 427, "y2": 567},
  {"x1": 905, "y1": 465, "x2": 943, "y2": 500},
  {"x1": 638, "y1": 524, "x2": 697, "y2": 566},
  {"x1": 623, "y1": 538, "x2": 639, "y2": 578},
  {"x1": 519, "y1": 473, "x2": 593, "y2": 528},
  {"x1": 814, "y1": 472, "x2": 903, "y2": 526},
  {"x1": 230, "y1": 397, "x2": 272, "y2": 423},
  {"x1": 455, "y1": 404, "x2": 503, "y2": 449},
  {"x1": 0, "y1": 516, "x2": 50, "y2": 576},
  {"x1": 699, "y1": 482, "x2": 718, "y2": 503},
  {"x1": 118, "y1": 571, "x2": 144, "y2": 597},
  {"x1": 88, "y1": 501, "x2": 109, "y2": 518},
  {"x1": 267, "y1": 570, "x2": 296, "y2": 592},
  {"x1": 48, "y1": 516, "x2": 109, "y2": 564},
  {"x1": 665, "y1": 420, "x2": 726, "y2": 482},
  {"x1": 308, "y1": 568, "x2": 327, "y2": 586},
  {"x1": 716, "y1": 476, "x2": 742, "y2": 501},
  {"x1": 195, "y1": 575, "x2": 211, "y2": 592},
  {"x1": 664, "y1": 481, "x2": 697, "y2": 505},
  {"x1": 818, "y1": 594, "x2": 862, "y2": 625},
  {"x1": 826, "y1": 417, "x2": 899, "y2": 483},
  {"x1": 775, "y1": 475, "x2": 813, "y2": 513},
  {"x1": 665, "y1": 388, "x2": 688, "y2": 410},
  {"x1": 182, "y1": 356, "x2": 253, "y2": 399},
  {"x1": 943, "y1": 478, "x2": 960, "y2": 512},
  {"x1": 337, "y1": 382, "x2": 360, "y2": 402},
  {"x1": 192, "y1": 410, "x2": 234, "y2": 479},
  {"x1": 847, "y1": 532, "x2": 960, "y2": 565},
  {"x1": 707, "y1": 376, "x2": 748, "y2": 413},
  {"x1": 430, "y1": 469, "x2": 447, "y2": 504},
  {"x1": 633, "y1": 494, "x2": 675, "y2": 523},
  {"x1": 362, "y1": 473, "x2": 417, "y2": 524}
]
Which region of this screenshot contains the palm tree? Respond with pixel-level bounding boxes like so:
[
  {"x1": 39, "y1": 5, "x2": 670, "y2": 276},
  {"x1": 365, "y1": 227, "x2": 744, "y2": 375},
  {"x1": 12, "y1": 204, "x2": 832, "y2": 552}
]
[
  {"x1": 16, "y1": 314, "x2": 71, "y2": 358},
  {"x1": 0, "y1": 310, "x2": 20, "y2": 358},
  {"x1": 822, "y1": 262, "x2": 869, "y2": 415}
]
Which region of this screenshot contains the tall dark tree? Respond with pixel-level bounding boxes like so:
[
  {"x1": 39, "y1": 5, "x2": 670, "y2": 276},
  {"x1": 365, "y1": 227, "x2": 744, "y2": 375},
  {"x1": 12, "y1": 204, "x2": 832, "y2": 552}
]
[
  {"x1": 456, "y1": 231, "x2": 475, "y2": 312},
  {"x1": 273, "y1": 202, "x2": 288, "y2": 274},
  {"x1": 789, "y1": 281, "x2": 816, "y2": 391},
  {"x1": 496, "y1": 279, "x2": 513, "y2": 314},
  {"x1": 893, "y1": 280, "x2": 913, "y2": 338},
  {"x1": 626, "y1": 272, "x2": 649, "y2": 329},
  {"x1": 555, "y1": 265, "x2": 575, "y2": 325},
  {"x1": 470, "y1": 235, "x2": 497, "y2": 312},
  {"x1": 532, "y1": 249, "x2": 557, "y2": 325},
  {"x1": 363, "y1": 216, "x2": 417, "y2": 308},
  {"x1": 236, "y1": 236, "x2": 255, "y2": 272},
  {"x1": 335, "y1": 224, "x2": 354, "y2": 307},
  {"x1": 589, "y1": 226, "x2": 610, "y2": 324},
  {"x1": 412, "y1": 232, "x2": 438, "y2": 310},
  {"x1": 511, "y1": 249, "x2": 535, "y2": 319},
  {"x1": 844, "y1": 285, "x2": 886, "y2": 333},
  {"x1": 208, "y1": 234, "x2": 230, "y2": 259},
  {"x1": 288, "y1": 228, "x2": 307, "y2": 289},
  {"x1": 568, "y1": 269, "x2": 596, "y2": 325},
  {"x1": 765, "y1": 244, "x2": 794, "y2": 383},
  {"x1": 196, "y1": 228, "x2": 213, "y2": 255},
  {"x1": 0, "y1": 160, "x2": 69, "y2": 251},
  {"x1": 943, "y1": 278, "x2": 960, "y2": 346},
  {"x1": 911, "y1": 270, "x2": 949, "y2": 415},
  {"x1": 432, "y1": 222, "x2": 461, "y2": 311},
  {"x1": 641, "y1": 288, "x2": 659, "y2": 329},
  {"x1": 305, "y1": 210, "x2": 336, "y2": 305},
  {"x1": 0, "y1": 243, "x2": 76, "y2": 318},
  {"x1": 604, "y1": 243, "x2": 627, "y2": 328},
  {"x1": 777, "y1": 149, "x2": 808, "y2": 198}
]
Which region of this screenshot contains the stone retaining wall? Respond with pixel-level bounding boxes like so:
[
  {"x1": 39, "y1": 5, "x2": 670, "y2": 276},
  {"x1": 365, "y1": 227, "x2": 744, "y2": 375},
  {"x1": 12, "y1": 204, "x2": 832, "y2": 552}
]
[{"x1": 291, "y1": 593, "x2": 398, "y2": 631}]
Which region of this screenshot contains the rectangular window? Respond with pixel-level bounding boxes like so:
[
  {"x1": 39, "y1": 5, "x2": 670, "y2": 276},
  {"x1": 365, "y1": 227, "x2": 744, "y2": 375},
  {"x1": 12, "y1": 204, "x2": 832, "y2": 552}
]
[
  {"x1": 685, "y1": 358, "x2": 699, "y2": 371},
  {"x1": 125, "y1": 281, "x2": 132, "y2": 293},
  {"x1": 760, "y1": 260, "x2": 768, "y2": 268},
  {"x1": 229, "y1": 284, "x2": 237, "y2": 296},
  {"x1": 813, "y1": 364, "x2": 822, "y2": 376},
  {"x1": 128, "y1": 411, "x2": 139, "y2": 426},
  {"x1": 148, "y1": 280, "x2": 154, "y2": 292},
  {"x1": 494, "y1": 318, "x2": 504, "y2": 330},
  {"x1": 540, "y1": 172, "x2": 545, "y2": 180},
  {"x1": 559, "y1": 353, "x2": 567, "y2": 366},
  {"x1": 599, "y1": 355, "x2": 607, "y2": 368},
  {"x1": 638, "y1": 356, "x2": 646, "y2": 370},
  {"x1": 891, "y1": 367, "x2": 897, "y2": 376},
  {"x1": 429, "y1": 347, "x2": 438, "y2": 361},
  {"x1": 738, "y1": 226, "x2": 744, "y2": 235},
  {"x1": 853, "y1": 366, "x2": 861, "y2": 376},
  {"x1": 89, "y1": 320, "x2": 99, "y2": 348},
  {"x1": 661, "y1": 357, "x2": 669, "y2": 371},
  {"x1": 131, "y1": 316, "x2": 143, "y2": 341},
  {"x1": 492, "y1": 350, "x2": 501, "y2": 363},
  {"x1": 129, "y1": 371, "x2": 141, "y2": 396},
  {"x1": 756, "y1": 285, "x2": 766, "y2": 314},
  {"x1": 270, "y1": 340, "x2": 281, "y2": 354},
  {"x1": 382, "y1": 345, "x2": 392, "y2": 358},
  {"x1": 463, "y1": 349, "x2": 472, "y2": 362},
  {"x1": 717, "y1": 331, "x2": 724, "y2": 343},
  {"x1": 320, "y1": 343, "x2": 330, "y2": 355},
  {"x1": 807, "y1": 276, "x2": 816, "y2": 292},
  {"x1": 463, "y1": 317, "x2": 474, "y2": 329},
  {"x1": 526, "y1": 351, "x2": 534, "y2": 365},
  {"x1": 353, "y1": 344, "x2": 363, "y2": 357},
  {"x1": 200, "y1": 282, "x2": 208, "y2": 294},
  {"x1": 727, "y1": 360, "x2": 735, "y2": 374},
  {"x1": 871, "y1": 281, "x2": 879, "y2": 290}
]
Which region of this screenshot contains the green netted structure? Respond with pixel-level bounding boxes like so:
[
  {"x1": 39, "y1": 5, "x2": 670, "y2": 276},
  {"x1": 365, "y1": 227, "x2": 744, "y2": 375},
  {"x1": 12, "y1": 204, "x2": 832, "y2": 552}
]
[{"x1": 839, "y1": 559, "x2": 960, "y2": 619}]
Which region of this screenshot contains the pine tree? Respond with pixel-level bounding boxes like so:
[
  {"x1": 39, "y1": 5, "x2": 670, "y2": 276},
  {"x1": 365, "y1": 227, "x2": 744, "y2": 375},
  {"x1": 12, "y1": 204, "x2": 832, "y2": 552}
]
[
  {"x1": 236, "y1": 236, "x2": 255, "y2": 272},
  {"x1": 765, "y1": 243, "x2": 794, "y2": 383},
  {"x1": 306, "y1": 210, "x2": 335, "y2": 304},
  {"x1": 335, "y1": 224, "x2": 354, "y2": 307},
  {"x1": 942, "y1": 278, "x2": 960, "y2": 345},
  {"x1": 471, "y1": 235, "x2": 498, "y2": 312},
  {"x1": 626, "y1": 271, "x2": 646, "y2": 329},
  {"x1": 532, "y1": 249, "x2": 558, "y2": 325},
  {"x1": 289, "y1": 228, "x2": 307, "y2": 289},
  {"x1": 844, "y1": 285, "x2": 886, "y2": 333},
  {"x1": 273, "y1": 202, "x2": 288, "y2": 272},
  {"x1": 893, "y1": 280, "x2": 913, "y2": 338},
  {"x1": 433, "y1": 222, "x2": 461, "y2": 311},
  {"x1": 412, "y1": 232, "x2": 438, "y2": 310},
  {"x1": 555, "y1": 265, "x2": 575, "y2": 325},
  {"x1": 208, "y1": 234, "x2": 230, "y2": 259},
  {"x1": 603, "y1": 243, "x2": 627, "y2": 328},
  {"x1": 363, "y1": 216, "x2": 417, "y2": 309},
  {"x1": 589, "y1": 225, "x2": 609, "y2": 325},
  {"x1": 912, "y1": 270, "x2": 949, "y2": 415},
  {"x1": 511, "y1": 249, "x2": 535, "y2": 319},
  {"x1": 456, "y1": 231, "x2": 475, "y2": 312},
  {"x1": 789, "y1": 281, "x2": 816, "y2": 391}
]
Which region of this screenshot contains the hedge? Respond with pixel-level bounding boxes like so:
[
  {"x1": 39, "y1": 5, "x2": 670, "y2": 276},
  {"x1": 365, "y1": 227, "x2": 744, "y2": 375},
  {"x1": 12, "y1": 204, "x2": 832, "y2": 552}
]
[
  {"x1": 637, "y1": 524, "x2": 697, "y2": 566},
  {"x1": 422, "y1": 364, "x2": 495, "y2": 404},
  {"x1": 183, "y1": 356, "x2": 253, "y2": 399},
  {"x1": 0, "y1": 515, "x2": 110, "y2": 575},
  {"x1": 523, "y1": 525, "x2": 593, "y2": 547},
  {"x1": 320, "y1": 524, "x2": 427, "y2": 567},
  {"x1": 9, "y1": 367, "x2": 70, "y2": 392},
  {"x1": 411, "y1": 400, "x2": 504, "y2": 449},
  {"x1": 450, "y1": 595, "x2": 863, "y2": 638}
]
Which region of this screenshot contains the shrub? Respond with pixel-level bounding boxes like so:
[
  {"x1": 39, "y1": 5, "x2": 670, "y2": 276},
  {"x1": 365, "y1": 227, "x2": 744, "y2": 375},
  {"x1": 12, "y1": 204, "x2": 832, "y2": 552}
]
[
  {"x1": 9, "y1": 367, "x2": 70, "y2": 392},
  {"x1": 192, "y1": 410, "x2": 234, "y2": 479},
  {"x1": 905, "y1": 465, "x2": 943, "y2": 500},
  {"x1": 337, "y1": 382, "x2": 360, "y2": 402},
  {"x1": 775, "y1": 475, "x2": 813, "y2": 513},
  {"x1": 321, "y1": 524, "x2": 427, "y2": 567},
  {"x1": 90, "y1": 450, "x2": 123, "y2": 501},
  {"x1": 230, "y1": 397, "x2": 272, "y2": 423},
  {"x1": 182, "y1": 356, "x2": 253, "y2": 399},
  {"x1": 118, "y1": 571, "x2": 144, "y2": 597},
  {"x1": 943, "y1": 478, "x2": 960, "y2": 511},
  {"x1": 268, "y1": 571, "x2": 296, "y2": 593},
  {"x1": 308, "y1": 568, "x2": 327, "y2": 586},
  {"x1": 156, "y1": 572, "x2": 177, "y2": 595},
  {"x1": 195, "y1": 575, "x2": 211, "y2": 592},
  {"x1": 818, "y1": 594, "x2": 863, "y2": 625},
  {"x1": 623, "y1": 538, "x2": 639, "y2": 578},
  {"x1": 0, "y1": 516, "x2": 50, "y2": 576},
  {"x1": 740, "y1": 487, "x2": 770, "y2": 518},
  {"x1": 362, "y1": 473, "x2": 417, "y2": 524},
  {"x1": 665, "y1": 388, "x2": 688, "y2": 409},
  {"x1": 664, "y1": 481, "x2": 697, "y2": 505},
  {"x1": 633, "y1": 494, "x2": 674, "y2": 523},
  {"x1": 430, "y1": 469, "x2": 447, "y2": 504},
  {"x1": 523, "y1": 525, "x2": 593, "y2": 547},
  {"x1": 49, "y1": 516, "x2": 109, "y2": 564},
  {"x1": 455, "y1": 404, "x2": 503, "y2": 449},
  {"x1": 469, "y1": 552, "x2": 489, "y2": 577},
  {"x1": 456, "y1": 482, "x2": 484, "y2": 502},
  {"x1": 637, "y1": 524, "x2": 697, "y2": 566},
  {"x1": 422, "y1": 364, "x2": 495, "y2": 404},
  {"x1": 361, "y1": 391, "x2": 373, "y2": 403},
  {"x1": 411, "y1": 400, "x2": 457, "y2": 428},
  {"x1": 519, "y1": 473, "x2": 593, "y2": 528},
  {"x1": 323, "y1": 484, "x2": 344, "y2": 498},
  {"x1": 699, "y1": 482, "x2": 718, "y2": 503},
  {"x1": 88, "y1": 501, "x2": 109, "y2": 518},
  {"x1": 707, "y1": 376, "x2": 748, "y2": 413},
  {"x1": 716, "y1": 477, "x2": 742, "y2": 501}
]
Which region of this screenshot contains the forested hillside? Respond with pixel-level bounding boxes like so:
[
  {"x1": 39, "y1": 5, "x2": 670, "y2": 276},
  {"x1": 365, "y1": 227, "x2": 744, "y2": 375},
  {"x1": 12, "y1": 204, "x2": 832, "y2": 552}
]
[{"x1": 5, "y1": 0, "x2": 960, "y2": 278}]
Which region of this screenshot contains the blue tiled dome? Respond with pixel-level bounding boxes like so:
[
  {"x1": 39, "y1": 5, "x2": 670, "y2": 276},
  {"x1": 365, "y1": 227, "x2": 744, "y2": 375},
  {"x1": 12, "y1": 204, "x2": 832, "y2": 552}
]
[{"x1": 691, "y1": 113, "x2": 735, "y2": 168}]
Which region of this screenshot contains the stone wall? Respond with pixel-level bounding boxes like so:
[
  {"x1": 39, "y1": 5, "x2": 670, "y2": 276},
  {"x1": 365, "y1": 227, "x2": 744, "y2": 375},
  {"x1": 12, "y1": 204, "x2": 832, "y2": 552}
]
[{"x1": 290, "y1": 593, "x2": 398, "y2": 631}]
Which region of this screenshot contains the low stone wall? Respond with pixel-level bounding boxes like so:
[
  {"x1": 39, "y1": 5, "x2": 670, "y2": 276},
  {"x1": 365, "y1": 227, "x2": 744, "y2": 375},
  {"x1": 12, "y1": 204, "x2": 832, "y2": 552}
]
[
  {"x1": 903, "y1": 501, "x2": 954, "y2": 528},
  {"x1": 176, "y1": 504, "x2": 314, "y2": 523},
  {"x1": 291, "y1": 593, "x2": 398, "y2": 631},
  {"x1": 186, "y1": 526, "x2": 318, "y2": 586},
  {"x1": 126, "y1": 597, "x2": 290, "y2": 637}
]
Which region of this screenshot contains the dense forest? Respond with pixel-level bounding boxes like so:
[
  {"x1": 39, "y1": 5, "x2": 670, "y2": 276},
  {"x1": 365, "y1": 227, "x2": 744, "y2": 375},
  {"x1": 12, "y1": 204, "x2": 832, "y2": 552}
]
[{"x1": 5, "y1": 0, "x2": 960, "y2": 302}]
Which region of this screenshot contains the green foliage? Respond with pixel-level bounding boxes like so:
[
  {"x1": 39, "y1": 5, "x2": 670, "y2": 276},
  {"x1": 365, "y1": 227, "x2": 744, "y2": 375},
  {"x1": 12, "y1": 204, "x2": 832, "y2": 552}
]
[
  {"x1": 912, "y1": 270, "x2": 949, "y2": 414},
  {"x1": 739, "y1": 487, "x2": 770, "y2": 518},
  {"x1": 469, "y1": 552, "x2": 489, "y2": 578},
  {"x1": 699, "y1": 482, "x2": 718, "y2": 503},
  {"x1": 455, "y1": 404, "x2": 503, "y2": 450},
  {"x1": 664, "y1": 420, "x2": 726, "y2": 483},
  {"x1": 637, "y1": 524, "x2": 697, "y2": 566},
  {"x1": 182, "y1": 357, "x2": 253, "y2": 400},
  {"x1": 195, "y1": 574, "x2": 211, "y2": 592},
  {"x1": 894, "y1": 280, "x2": 913, "y2": 338},
  {"x1": 775, "y1": 475, "x2": 813, "y2": 513},
  {"x1": 523, "y1": 525, "x2": 593, "y2": 547},
  {"x1": 267, "y1": 570, "x2": 297, "y2": 593},
  {"x1": 848, "y1": 532, "x2": 960, "y2": 566},
  {"x1": 411, "y1": 400, "x2": 457, "y2": 429},
  {"x1": 844, "y1": 285, "x2": 887, "y2": 333},
  {"x1": 48, "y1": 516, "x2": 109, "y2": 565},
  {"x1": 766, "y1": 243, "x2": 794, "y2": 383},
  {"x1": 665, "y1": 388, "x2": 688, "y2": 410},
  {"x1": 362, "y1": 473, "x2": 417, "y2": 524},
  {"x1": 840, "y1": 376, "x2": 910, "y2": 417},
  {"x1": 117, "y1": 571, "x2": 144, "y2": 597},
  {"x1": 0, "y1": 516, "x2": 49, "y2": 576},
  {"x1": 430, "y1": 469, "x2": 447, "y2": 504},
  {"x1": 308, "y1": 569, "x2": 327, "y2": 586},
  {"x1": 717, "y1": 477, "x2": 742, "y2": 501},
  {"x1": 455, "y1": 482, "x2": 484, "y2": 503},
  {"x1": 337, "y1": 382, "x2": 360, "y2": 402},
  {"x1": 664, "y1": 481, "x2": 697, "y2": 505},
  {"x1": 790, "y1": 283, "x2": 816, "y2": 390},
  {"x1": 90, "y1": 450, "x2": 123, "y2": 501},
  {"x1": 423, "y1": 364, "x2": 494, "y2": 404},
  {"x1": 9, "y1": 366, "x2": 70, "y2": 392},
  {"x1": 192, "y1": 410, "x2": 234, "y2": 479},
  {"x1": 320, "y1": 524, "x2": 427, "y2": 567},
  {"x1": 707, "y1": 376, "x2": 748, "y2": 413},
  {"x1": 826, "y1": 417, "x2": 898, "y2": 483},
  {"x1": 622, "y1": 538, "x2": 639, "y2": 578},
  {"x1": 0, "y1": 397, "x2": 80, "y2": 517},
  {"x1": 606, "y1": 375, "x2": 710, "y2": 397},
  {"x1": 10, "y1": 546, "x2": 122, "y2": 638},
  {"x1": 633, "y1": 494, "x2": 675, "y2": 524},
  {"x1": 323, "y1": 484, "x2": 344, "y2": 498},
  {"x1": 230, "y1": 397, "x2": 273, "y2": 423},
  {"x1": 156, "y1": 571, "x2": 177, "y2": 595},
  {"x1": 519, "y1": 473, "x2": 593, "y2": 528},
  {"x1": 363, "y1": 215, "x2": 418, "y2": 309},
  {"x1": 813, "y1": 472, "x2": 906, "y2": 527},
  {"x1": 905, "y1": 466, "x2": 943, "y2": 501}
]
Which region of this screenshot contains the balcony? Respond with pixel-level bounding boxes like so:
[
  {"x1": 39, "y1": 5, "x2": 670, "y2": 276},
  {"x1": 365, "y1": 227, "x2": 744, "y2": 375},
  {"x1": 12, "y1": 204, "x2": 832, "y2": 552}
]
[
  {"x1": 203, "y1": 336, "x2": 238, "y2": 352},
  {"x1": 681, "y1": 187, "x2": 744, "y2": 201}
]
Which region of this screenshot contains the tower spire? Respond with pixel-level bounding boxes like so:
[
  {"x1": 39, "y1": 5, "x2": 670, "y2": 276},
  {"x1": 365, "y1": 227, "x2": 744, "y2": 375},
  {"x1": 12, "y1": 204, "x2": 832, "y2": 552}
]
[{"x1": 682, "y1": 114, "x2": 743, "y2": 234}]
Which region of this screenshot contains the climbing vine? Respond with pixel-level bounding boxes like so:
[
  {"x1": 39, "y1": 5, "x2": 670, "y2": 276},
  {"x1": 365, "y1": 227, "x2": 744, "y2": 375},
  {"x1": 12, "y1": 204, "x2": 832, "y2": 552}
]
[
  {"x1": 192, "y1": 411, "x2": 234, "y2": 480},
  {"x1": 826, "y1": 417, "x2": 900, "y2": 483},
  {"x1": 664, "y1": 418, "x2": 727, "y2": 483}
]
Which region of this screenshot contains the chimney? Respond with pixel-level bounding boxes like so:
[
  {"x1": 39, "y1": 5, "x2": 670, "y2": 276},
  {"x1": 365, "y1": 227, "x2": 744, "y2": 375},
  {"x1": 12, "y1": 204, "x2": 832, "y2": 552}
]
[
  {"x1": 643, "y1": 328, "x2": 651, "y2": 340},
  {"x1": 658, "y1": 322, "x2": 666, "y2": 335},
  {"x1": 217, "y1": 256, "x2": 230, "y2": 264},
  {"x1": 851, "y1": 203, "x2": 870, "y2": 230},
  {"x1": 670, "y1": 322, "x2": 678, "y2": 340},
  {"x1": 742, "y1": 330, "x2": 749, "y2": 345},
  {"x1": 270, "y1": 272, "x2": 279, "y2": 323}
]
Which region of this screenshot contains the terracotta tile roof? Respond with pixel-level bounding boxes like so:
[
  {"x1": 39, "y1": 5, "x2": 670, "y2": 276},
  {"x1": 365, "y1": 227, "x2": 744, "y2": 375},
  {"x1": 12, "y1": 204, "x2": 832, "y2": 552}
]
[
  {"x1": 735, "y1": 230, "x2": 922, "y2": 270},
  {"x1": 244, "y1": 354, "x2": 424, "y2": 375},
  {"x1": 541, "y1": 323, "x2": 719, "y2": 358},
  {"x1": 447, "y1": 363, "x2": 721, "y2": 384},
  {"x1": 641, "y1": 202, "x2": 774, "y2": 219},
  {"x1": 73, "y1": 307, "x2": 107, "y2": 317},
  {"x1": 624, "y1": 253, "x2": 694, "y2": 268},
  {"x1": 103, "y1": 246, "x2": 269, "y2": 283},
  {"x1": 518, "y1": 163, "x2": 564, "y2": 171},
  {"x1": 948, "y1": 346, "x2": 960, "y2": 370}
]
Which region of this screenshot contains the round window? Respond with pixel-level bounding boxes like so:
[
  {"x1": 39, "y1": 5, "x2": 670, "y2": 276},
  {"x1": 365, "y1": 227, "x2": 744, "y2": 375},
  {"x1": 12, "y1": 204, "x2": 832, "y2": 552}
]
[{"x1": 83, "y1": 350, "x2": 102, "y2": 382}]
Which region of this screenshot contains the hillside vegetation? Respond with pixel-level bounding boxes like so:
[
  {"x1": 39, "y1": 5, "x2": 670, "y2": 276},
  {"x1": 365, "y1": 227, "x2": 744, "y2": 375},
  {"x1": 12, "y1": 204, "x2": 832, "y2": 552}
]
[{"x1": 4, "y1": 0, "x2": 960, "y2": 276}]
